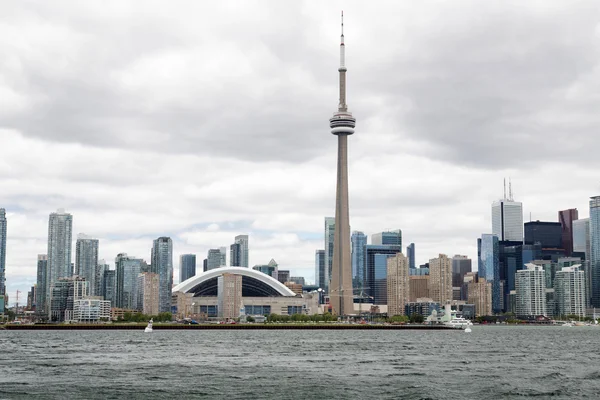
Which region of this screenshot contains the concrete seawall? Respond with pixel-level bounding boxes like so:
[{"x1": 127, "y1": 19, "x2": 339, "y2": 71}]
[{"x1": 2, "y1": 323, "x2": 458, "y2": 331}]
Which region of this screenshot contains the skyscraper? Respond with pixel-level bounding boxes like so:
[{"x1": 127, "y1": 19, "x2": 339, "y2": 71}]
[
  {"x1": 466, "y1": 273, "x2": 492, "y2": 316},
  {"x1": 451, "y1": 255, "x2": 472, "y2": 287},
  {"x1": 324, "y1": 217, "x2": 335, "y2": 293},
  {"x1": 138, "y1": 272, "x2": 160, "y2": 316},
  {"x1": 180, "y1": 254, "x2": 196, "y2": 283},
  {"x1": 102, "y1": 269, "x2": 116, "y2": 306},
  {"x1": 75, "y1": 234, "x2": 99, "y2": 296},
  {"x1": 452, "y1": 255, "x2": 472, "y2": 300},
  {"x1": 590, "y1": 196, "x2": 600, "y2": 307},
  {"x1": 95, "y1": 260, "x2": 109, "y2": 297},
  {"x1": 207, "y1": 248, "x2": 226, "y2": 270},
  {"x1": 115, "y1": 253, "x2": 143, "y2": 310},
  {"x1": 315, "y1": 249, "x2": 325, "y2": 290},
  {"x1": 35, "y1": 255, "x2": 47, "y2": 314},
  {"x1": 230, "y1": 243, "x2": 241, "y2": 267},
  {"x1": 429, "y1": 254, "x2": 453, "y2": 305},
  {"x1": 524, "y1": 221, "x2": 562, "y2": 248},
  {"x1": 351, "y1": 231, "x2": 367, "y2": 289},
  {"x1": 573, "y1": 218, "x2": 591, "y2": 259},
  {"x1": 515, "y1": 263, "x2": 547, "y2": 318},
  {"x1": 329, "y1": 12, "x2": 356, "y2": 316},
  {"x1": 387, "y1": 253, "x2": 409, "y2": 316},
  {"x1": 554, "y1": 265, "x2": 586, "y2": 318},
  {"x1": 559, "y1": 209, "x2": 578, "y2": 256},
  {"x1": 232, "y1": 235, "x2": 249, "y2": 268},
  {"x1": 365, "y1": 244, "x2": 402, "y2": 305},
  {"x1": 478, "y1": 234, "x2": 501, "y2": 314},
  {"x1": 406, "y1": 243, "x2": 415, "y2": 270},
  {"x1": 151, "y1": 237, "x2": 173, "y2": 313},
  {"x1": 371, "y1": 230, "x2": 402, "y2": 246},
  {"x1": 0, "y1": 208, "x2": 6, "y2": 311},
  {"x1": 46, "y1": 209, "x2": 73, "y2": 313},
  {"x1": 573, "y1": 218, "x2": 591, "y2": 304},
  {"x1": 492, "y1": 184, "x2": 523, "y2": 242}
]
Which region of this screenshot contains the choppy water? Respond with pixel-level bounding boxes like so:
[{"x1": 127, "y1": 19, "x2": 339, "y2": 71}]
[{"x1": 1, "y1": 326, "x2": 600, "y2": 399}]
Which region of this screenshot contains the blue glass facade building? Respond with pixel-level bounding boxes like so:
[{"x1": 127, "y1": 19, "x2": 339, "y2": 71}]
[
  {"x1": 315, "y1": 250, "x2": 325, "y2": 292},
  {"x1": 180, "y1": 254, "x2": 196, "y2": 283},
  {"x1": 365, "y1": 244, "x2": 402, "y2": 305},
  {"x1": 351, "y1": 231, "x2": 367, "y2": 290},
  {"x1": 407, "y1": 243, "x2": 415, "y2": 270},
  {"x1": 478, "y1": 234, "x2": 500, "y2": 314},
  {"x1": 372, "y1": 230, "x2": 402, "y2": 246},
  {"x1": 152, "y1": 237, "x2": 173, "y2": 313}
]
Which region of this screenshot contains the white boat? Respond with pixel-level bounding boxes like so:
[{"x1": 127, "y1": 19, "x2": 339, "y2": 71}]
[
  {"x1": 465, "y1": 326, "x2": 472, "y2": 333},
  {"x1": 145, "y1": 319, "x2": 153, "y2": 333},
  {"x1": 444, "y1": 317, "x2": 473, "y2": 329},
  {"x1": 561, "y1": 322, "x2": 572, "y2": 327}
]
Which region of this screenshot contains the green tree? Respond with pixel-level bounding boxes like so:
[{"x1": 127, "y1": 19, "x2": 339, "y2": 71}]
[
  {"x1": 389, "y1": 315, "x2": 409, "y2": 323},
  {"x1": 246, "y1": 315, "x2": 255, "y2": 323},
  {"x1": 409, "y1": 314, "x2": 424, "y2": 323}
]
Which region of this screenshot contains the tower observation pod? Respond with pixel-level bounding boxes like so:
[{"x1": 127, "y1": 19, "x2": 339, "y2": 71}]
[{"x1": 329, "y1": 11, "x2": 356, "y2": 316}]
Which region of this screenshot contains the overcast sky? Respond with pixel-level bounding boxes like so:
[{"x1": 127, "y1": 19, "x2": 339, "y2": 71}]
[{"x1": 2, "y1": 1, "x2": 599, "y2": 304}]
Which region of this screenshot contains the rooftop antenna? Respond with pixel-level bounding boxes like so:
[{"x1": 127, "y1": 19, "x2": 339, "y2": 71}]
[
  {"x1": 503, "y1": 178, "x2": 506, "y2": 200},
  {"x1": 509, "y1": 178, "x2": 513, "y2": 201}
]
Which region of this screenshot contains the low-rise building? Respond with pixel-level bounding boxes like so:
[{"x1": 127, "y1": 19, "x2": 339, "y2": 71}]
[
  {"x1": 404, "y1": 298, "x2": 440, "y2": 318},
  {"x1": 73, "y1": 297, "x2": 111, "y2": 322},
  {"x1": 110, "y1": 307, "x2": 140, "y2": 321}
]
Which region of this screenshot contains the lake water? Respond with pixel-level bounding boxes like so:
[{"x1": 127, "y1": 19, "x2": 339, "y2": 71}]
[{"x1": 1, "y1": 326, "x2": 599, "y2": 399}]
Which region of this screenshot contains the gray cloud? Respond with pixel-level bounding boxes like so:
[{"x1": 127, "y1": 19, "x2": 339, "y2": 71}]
[{"x1": 1, "y1": 0, "x2": 599, "y2": 303}]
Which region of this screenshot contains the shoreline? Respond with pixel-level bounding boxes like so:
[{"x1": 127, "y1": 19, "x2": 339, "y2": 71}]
[{"x1": 1, "y1": 323, "x2": 460, "y2": 331}]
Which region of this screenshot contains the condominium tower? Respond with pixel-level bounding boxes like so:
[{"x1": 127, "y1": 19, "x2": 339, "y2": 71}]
[
  {"x1": 75, "y1": 234, "x2": 99, "y2": 296},
  {"x1": 46, "y1": 209, "x2": 73, "y2": 312},
  {"x1": 35, "y1": 255, "x2": 48, "y2": 313},
  {"x1": 151, "y1": 237, "x2": 173, "y2": 313},
  {"x1": 0, "y1": 209, "x2": 6, "y2": 311},
  {"x1": 515, "y1": 263, "x2": 547, "y2": 318},
  {"x1": 115, "y1": 253, "x2": 143, "y2": 310},
  {"x1": 387, "y1": 253, "x2": 410, "y2": 316},
  {"x1": 324, "y1": 217, "x2": 335, "y2": 294},
  {"x1": 230, "y1": 235, "x2": 249, "y2": 268},
  {"x1": 429, "y1": 254, "x2": 453, "y2": 305},
  {"x1": 554, "y1": 265, "x2": 586, "y2": 318},
  {"x1": 180, "y1": 254, "x2": 196, "y2": 283},
  {"x1": 591, "y1": 196, "x2": 600, "y2": 307}
]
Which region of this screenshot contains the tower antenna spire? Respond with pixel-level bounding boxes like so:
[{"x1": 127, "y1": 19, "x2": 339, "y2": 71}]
[
  {"x1": 503, "y1": 178, "x2": 506, "y2": 200},
  {"x1": 338, "y1": 10, "x2": 347, "y2": 112},
  {"x1": 509, "y1": 178, "x2": 513, "y2": 201}
]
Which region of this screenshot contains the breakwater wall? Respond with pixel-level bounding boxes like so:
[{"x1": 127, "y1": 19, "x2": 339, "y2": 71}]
[{"x1": 2, "y1": 323, "x2": 457, "y2": 331}]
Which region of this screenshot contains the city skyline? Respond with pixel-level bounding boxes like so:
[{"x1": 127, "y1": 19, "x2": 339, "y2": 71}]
[{"x1": 2, "y1": 2, "x2": 600, "y2": 304}]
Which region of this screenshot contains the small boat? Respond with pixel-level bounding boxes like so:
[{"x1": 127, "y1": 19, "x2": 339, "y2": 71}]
[
  {"x1": 561, "y1": 322, "x2": 572, "y2": 327},
  {"x1": 145, "y1": 319, "x2": 153, "y2": 333},
  {"x1": 465, "y1": 326, "x2": 472, "y2": 333}
]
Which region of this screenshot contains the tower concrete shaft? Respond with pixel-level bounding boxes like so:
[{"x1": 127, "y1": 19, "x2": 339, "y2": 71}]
[{"x1": 329, "y1": 12, "x2": 355, "y2": 315}]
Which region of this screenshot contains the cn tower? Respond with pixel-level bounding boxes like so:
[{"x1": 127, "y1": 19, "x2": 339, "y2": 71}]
[{"x1": 329, "y1": 11, "x2": 356, "y2": 316}]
